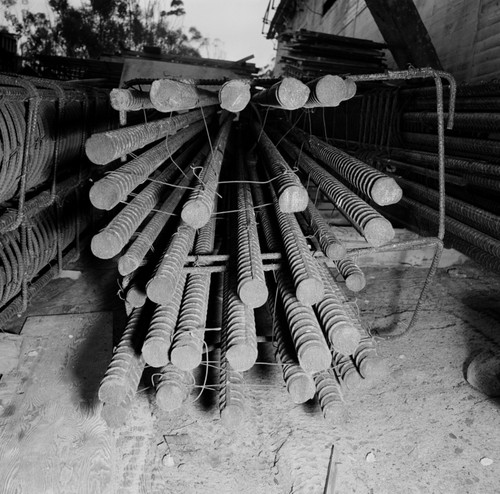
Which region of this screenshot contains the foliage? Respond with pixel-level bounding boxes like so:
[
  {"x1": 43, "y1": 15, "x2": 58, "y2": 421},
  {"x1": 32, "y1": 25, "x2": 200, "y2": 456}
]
[{"x1": 1, "y1": 0, "x2": 208, "y2": 59}]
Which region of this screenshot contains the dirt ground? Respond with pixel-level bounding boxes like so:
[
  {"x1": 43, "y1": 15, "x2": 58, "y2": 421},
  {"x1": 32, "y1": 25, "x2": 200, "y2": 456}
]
[{"x1": 2, "y1": 250, "x2": 500, "y2": 493}]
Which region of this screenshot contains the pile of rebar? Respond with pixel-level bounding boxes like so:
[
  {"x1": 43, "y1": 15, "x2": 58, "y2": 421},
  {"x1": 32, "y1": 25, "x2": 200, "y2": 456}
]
[
  {"x1": 328, "y1": 77, "x2": 500, "y2": 273},
  {"x1": 278, "y1": 29, "x2": 387, "y2": 79},
  {"x1": 90, "y1": 77, "x2": 401, "y2": 428},
  {"x1": 0, "y1": 73, "x2": 117, "y2": 322}
]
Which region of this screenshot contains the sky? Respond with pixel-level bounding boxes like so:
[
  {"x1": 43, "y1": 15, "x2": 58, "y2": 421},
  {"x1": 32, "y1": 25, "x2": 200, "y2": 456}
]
[
  {"x1": 180, "y1": 0, "x2": 276, "y2": 69},
  {"x1": 3, "y1": 0, "x2": 277, "y2": 69}
]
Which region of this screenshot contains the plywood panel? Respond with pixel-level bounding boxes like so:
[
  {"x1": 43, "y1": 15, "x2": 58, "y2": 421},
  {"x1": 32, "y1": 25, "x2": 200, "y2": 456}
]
[{"x1": 0, "y1": 312, "x2": 115, "y2": 494}]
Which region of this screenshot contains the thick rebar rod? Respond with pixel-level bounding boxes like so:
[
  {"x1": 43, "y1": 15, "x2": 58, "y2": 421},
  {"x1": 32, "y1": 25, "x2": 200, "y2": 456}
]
[
  {"x1": 235, "y1": 153, "x2": 268, "y2": 308},
  {"x1": 219, "y1": 315, "x2": 245, "y2": 428},
  {"x1": 267, "y1": 282, "x2": 316, "y2": 404},
  {"x1": 221, "y1": 270, "x2": 258, "y2": 372},
  {"x1": 85, "y1": 107, "x2": 215, "y2": 164},
  {"x1": 181, "y1": 114, "x2": 234, "y2": 228},
  {"x1": 315, "y1": 265, "x2": 361, "y2": 356},
  {"x1": 313, "y1": 369, "x2": 347, "y2": 424},
  {"x1": 334, "y1": 258, "x2": 366, "y2": 292},
  {"x1": 269, "y1": 179, "x2": 324, "y2": 305},
  {"x1": 252, "y1": 77, "x2": 310, "y2": 110},
  {"x1": 89, "y1": 121, "x2": 206, "y2": 210},
  {"x1": 146, "y1": 221, "x2": 196, "y2": 305},
  {"x1": 219, "y1": 79, "x2": 251, "y2": 112},
  {"x1": 275, "y1": 267, "x2": 331, "y2": 373},
  {"x1": 117, "y1": 144, "x2": 208, "y2": 276},
  {"x1": 101, "y1": 392, "x2": 134, "y2": 428},
  {"x1": 110, "y1": 88, "x2": 154, "y2": 111},
  {"x1": 98, "y1": 306, "x2": 147, "y2": 405},
  {"x1": 304, "y1": 75, "x2": 356, "y2": 108},
  {"x1": 155, "y1": 363, "x2": 192, "y2": 411},
  {"x1": 353, "y1": 336, "x2": 389, "y2": 381},
  {"x1": 170, "y1": 214, "x2": 217, "y2": 370},
  {"x1": 301, "y1": 199, "x2": 346, "y2": 260},
  {"x1": 150, "y1": 79, "x2": 220, "y2": 112},
  {"x1": 332, "y1": 351, "x2": 362, "y2": 391},
  {"x1": 278, "y1": 136, "x2": 394, "y2": 247},
  {"x1": 290, "y1": 128, "x2": 402, "y2": 206},
  {"x1": 253, "y1": 123, "x2": 308, "y2": 213},
  {"x1": 91, "y1": 159, "x2": 193, "y2": 260},
  {"x1": 141, "y1": 274, "x2": 187, "y2": 367}
]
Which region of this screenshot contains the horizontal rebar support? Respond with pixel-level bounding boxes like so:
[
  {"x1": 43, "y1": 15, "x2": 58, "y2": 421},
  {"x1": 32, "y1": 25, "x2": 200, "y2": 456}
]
[
  {"x1": 219, "y1": 79, "x2": 251, "y2": 112},
  {"x1": 110, "y1": 88, "x2": 154, "y2": 111},
  {"x1": 277, "y1": 135, "x2": 395, "y2": 247},
  {"x1": 150, "y1": 79, "x2": 220, "y2": 112},
  {"x1": 85, "y1": 107, "x2": 216, "y2": 165},
  {"x1": 252, "y1": 77, "x2": 310, "y2": 110},
  {"x1": 253, "y1": 122, "x2": 308, "y2": 213},
  {"x1": 89, "y1": 122, "x2": 206, "y2": 210},
  {"x1": 181, "y1": 115, "x2": 234, "y2": 229},
  {"x1": 395, "y1": 176, "x2": 500, "y2": 240},
  {"x1": 402, "y1": 111, "x2": 500, "y2": 133},
  {"x1": 290, "y1": 127, "x2": 402, "y2": 206}
]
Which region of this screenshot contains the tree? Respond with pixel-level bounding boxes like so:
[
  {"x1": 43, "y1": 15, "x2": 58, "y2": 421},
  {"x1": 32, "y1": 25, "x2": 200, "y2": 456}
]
[{"x1": 1, "y1": 0, "x2": 208, "y2": 59}]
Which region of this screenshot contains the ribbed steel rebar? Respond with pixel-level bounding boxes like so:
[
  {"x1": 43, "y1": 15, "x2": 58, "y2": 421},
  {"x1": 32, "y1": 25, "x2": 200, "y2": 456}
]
[
  {"x1": 252, "y1": 77, "x2": 310, "y2": 110},
  {"x1": 267, "y1": 282, "x2": 316, "y2": 404},
  {"x1": 181, "y1": 115, "x2": 233, "y2": 229},
  {"x1": 272, "y1": 190, "x2": 324, "y2": 305},
  {"x1": 396, "y1": 176, "x2": 500, "y2": 240},
  {"x1": 146, "y1": 222, "x2": 196, "y2": 305},
  {"x1": 150, "y1": 79, "x2": 220, "y2": 112},
  {"x1": 332, "y1": 351, "x2": 362, "y2": 391},
  {"x1": 402, "y1": 132, "x2": 500, "y2": 161},
  {"x1": 89, "y1": 121, "x2": 206, "y2": 210},
  {"x1": 253, "y1": 123, "x2": 308, "y2": 213},
  {"x1": 388, "y1": 148, "x2": 500, "y2": 177},
  {"x1": 446, "y1": 233, "x2": 500, "y2": 275},
  {"x1": 98, "y1": 306, "x2": 147, "y2": 405},
  {"x1": 91, "y1": 162, "x2": 189, "y2": 260},
  {"x1": 219, "y1": 314, "x2": 245, "y2": 428},
  {"x1": 235, "y1": 155, "x2": 268, "y2": 308},
  {"x1": 109, "y1": 88, "x2": 154, "y2": 111},
  {"x1": 334, "y1": 258, "x2": 366, "y2": 292},
  {"x1": 278, "y1": 136, "x2": 394, "y2": 247},
  {"x1": 142, "y1": 274, "x2": 187, "y2": 367},
  {"x1": 85, "y1": 107, "x2": 215, "y2": 165},
  {"x1": 221, "y1": 271, "x2": 258, "y2": 372},
  {"x1": 219, "y1": 79, "x2": 251, "y2": 112},
  {"x1": 304, "y1": 75, "x2": 350, "y2": 108},
  {"x1": 125, "y1": 279, "x2": 147, "y2": 308},
  {"x1": 302, "y1": 199, "x2": 346, "y2": 260},
  {"x1": 402, "y1": 111, "x2": 500, "y2": 133},
  {"x1": 170, "y1": 215, "x2": 216, "y2": 370},
  {"x1": 313, "y1": 369, "x2": 348, "y2": 424},
  {"x1": 101, "y1": 392, "x2": 134, "y2": 428},
  {"x1": 291, "y1": 128, "x2": 402, "y2": 206},
  {"x1": 353, "y1": 336, "x2": 390, "y2": 381},
  {"x1": 402, "y1": 196, "x2": 500, "y2": 258},
  {"x1": 275, "y1": 268, "x2": 331, "y2": 373},
  {"x1": 117, "y1": 144, "x2": 209, "y2": 276},
  {"x1": 155, "y1": 363, "x2": 192, "y2": 411},
  {"x1": 315, "y1": 265, "x2": 361, "y2": 356}
]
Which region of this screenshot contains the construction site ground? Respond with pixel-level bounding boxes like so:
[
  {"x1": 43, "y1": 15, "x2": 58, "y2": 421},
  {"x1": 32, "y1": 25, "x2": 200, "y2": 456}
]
[{"x1": 1, "y1": 246, "x2": 500, "y2": 494}]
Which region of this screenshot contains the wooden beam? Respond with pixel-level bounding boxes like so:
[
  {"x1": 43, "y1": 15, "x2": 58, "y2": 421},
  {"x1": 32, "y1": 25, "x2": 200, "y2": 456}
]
[{"x1": 364, "y1": 0, "x2": 442, "y2": 69}]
